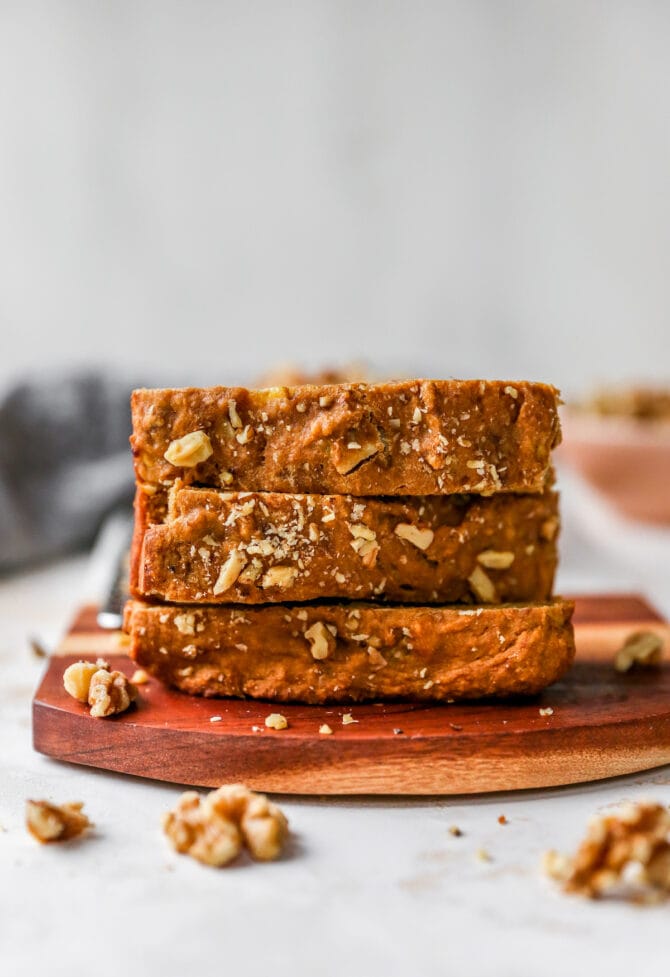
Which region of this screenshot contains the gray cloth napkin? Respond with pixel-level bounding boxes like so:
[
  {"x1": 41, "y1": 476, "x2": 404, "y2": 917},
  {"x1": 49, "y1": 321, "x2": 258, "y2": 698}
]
[{"x1": 0, "y1": 372, "x2": 145, "y2": 571}]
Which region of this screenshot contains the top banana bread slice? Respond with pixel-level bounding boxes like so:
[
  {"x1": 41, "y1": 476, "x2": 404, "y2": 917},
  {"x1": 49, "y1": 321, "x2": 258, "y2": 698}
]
[{"x1": 131, "y1": 379, "x2": 561, "y2": 496}]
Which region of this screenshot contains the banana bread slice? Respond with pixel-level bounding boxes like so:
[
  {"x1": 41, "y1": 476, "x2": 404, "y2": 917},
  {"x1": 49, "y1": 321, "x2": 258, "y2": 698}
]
[
  {"x1": 134, "y1": 485, "x2": 558, "y2": 605},
  {"x1": 124, "y1": 598, "x2": 575, "y2": 704},
  {"x1": 131, "y1": 379, "x2": 561, "y2": 497}
]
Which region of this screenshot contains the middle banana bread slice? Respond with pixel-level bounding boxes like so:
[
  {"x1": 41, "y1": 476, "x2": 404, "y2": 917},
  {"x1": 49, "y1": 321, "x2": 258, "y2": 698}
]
[{"x1": 135, "y1": 485, "x2": 558, "y2": 605}]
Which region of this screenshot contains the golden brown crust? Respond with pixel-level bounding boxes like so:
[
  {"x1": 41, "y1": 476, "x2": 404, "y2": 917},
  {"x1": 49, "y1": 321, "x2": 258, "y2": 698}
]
[
  {"x1": 124, "y1": 598, "x2": 575, "y2": 704},
  {"x1": 135, "y1": 485, "x2": 558, "y2": 605},
  {"x1": 131, "y1": 379, "x2": 561, "y2": 496}
]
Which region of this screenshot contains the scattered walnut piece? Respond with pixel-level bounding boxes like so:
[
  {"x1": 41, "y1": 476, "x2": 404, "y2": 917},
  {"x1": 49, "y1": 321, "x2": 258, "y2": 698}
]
[
  {"x1": 539, "y1": 707, "x2": 554, "y2": 716},
  {"x1": 468, "y1": 565, "x2": 497, "y2": 603},
  {"x1": 319, "y1": 724, "x2": 333, "y2": 735},
  {"x1": 131, "y1": 669, "x2": 150, "y2": 685},
  {"x1": 342, "y1": 713, "x2": 358, "y2": 725},
  {"x1": 162, "y1": 784, "x2": 288, "y2": 867},
  {"x1": 265, "y1": 713, "x2": 288, "y2": 731},
  {"x1": 63, "y1": 660, "x2": 136, "y2": 718},
  {"x1": 26, "y1": 799, "x2": 92, "y2": 844},
  {"x1": 614, "y1": 632, "x2": 664, "y2": 673},
  {"x1": 88, "y1": 668, "x2": 138, "y2": 718},
  {"x1": 543, "y1": 802, "x2": 670, "y2": 901},
  {"x1": 261, "y1": 565, "x2": 299, "y2": 589},
  {"x1": 305, "y1": 621, "x2": 335, "y2": 661},
  {"x1": 448, "y1": 825, "x2": 463, "y2": 837},
  {"x1": 213, "y1": 550, "x2": 246, "y2": 595},
  {"x1": 63, "y1": 661, "x2": 102, "y2": 703},
  {"x1": 394, "y1": 523, "x2": 435, "y2": 551},
  {"x1": 477, "y1": 550, "x2": 515, "y2": 570},
  {"x1": 164, "y1": 430, "x2": 213, "y2": 467}
]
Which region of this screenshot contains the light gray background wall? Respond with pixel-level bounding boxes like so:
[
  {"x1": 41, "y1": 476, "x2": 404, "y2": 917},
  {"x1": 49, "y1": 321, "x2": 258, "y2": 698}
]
[{"x1": 0, "y1": 0, "x2": 668, "y2": 393}]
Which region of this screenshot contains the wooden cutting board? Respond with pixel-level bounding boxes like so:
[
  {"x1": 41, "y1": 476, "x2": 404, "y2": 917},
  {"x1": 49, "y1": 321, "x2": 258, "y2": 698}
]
[{"x1": 32, "y1": 595, "x2": 670, "y2": 795}]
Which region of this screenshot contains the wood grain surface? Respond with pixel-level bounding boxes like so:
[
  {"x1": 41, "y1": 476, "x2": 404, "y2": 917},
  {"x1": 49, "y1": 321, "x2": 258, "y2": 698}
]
[{"x1": 32, "y1": 595, "x2": 670, "y2": 795}]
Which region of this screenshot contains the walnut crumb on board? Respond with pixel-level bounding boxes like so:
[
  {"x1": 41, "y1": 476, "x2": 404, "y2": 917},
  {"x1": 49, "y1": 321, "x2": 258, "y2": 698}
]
[
  {"x1": 448, "y1": 826, "x2": 463, "y2": 837},
  {"x1": 131, "y1": 669, "x2": 150, "y2": 685},
  {"x1": 265, "y1": 713, "x2": 288, "y2": 730},
  {"x1": 614, "y1": 632, "x2": 664, "y2": 673},
  {"x1": 319, "y1": 724, "x2": 333, "y2": 735},
  {"x1": 162, "y1": 785, "x2": 288, "y2": 867},
  {"x1": 63, "y1": 660, "x2": 137, "y2": 718},
  {"x1": 543, "y1": 801, "x2": 670, "y2": 902},
  {"x1": 538, "y1": 707, "x2": 554, "y2": 717},
  {"x1": 342, "y1": 713, "x2": 358, "y2": 725},
  {"x1": 26, "y1": 800, "x2": 92, "y2": 844}
]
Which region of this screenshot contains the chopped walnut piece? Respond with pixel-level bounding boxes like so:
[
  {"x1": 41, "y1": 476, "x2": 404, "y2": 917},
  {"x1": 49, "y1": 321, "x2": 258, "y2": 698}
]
[
  {"x1": 88, "y1": 668, "x2": 137, "y2": 718},
  {"x1": 367, "y1": 647, "x2": 388, "y2": 669},
  {"x1": 63, "y1": 660, "x2": 136, "y2": 718},
  {"x1": 342, "y1": 713, "x2": 358, "y2": 725},
  {"x1": 393, "y1": 523, "x2": 434, "y2": 551},
  {"x1": 173, "y1": 612, "x2": 196, "y2": 635},
  {"x1": 352, "y1": 539, "x2": 380, "y2": 567},
  {"x1": 162, "y1": 790, "x2": 239, "y2": 866},
  {"x1": 319, "y1": 724, "x2": 333, "y2": 735},
  {"x1": 614, "y1": 632, "x2": 664, "y2": 673},
  {"x1": 540, "y1": 517, "x2": 559, "y2": 541},
  {"x1": 477, "y1": 550, "x2": 515, "y2": 569},
  {"x1": 265, "y1": 713, "x2": 288, "y2": 730},
  {"x1": 543, "y1": 802, "x2": 670, "y2": 901},
  {"x1": 333, "y1": 439, "x2": 379, "y2": 475},
  {"x1": 164, "y1": 430, "x2": 213, "y2": 467},
  {"x1": 228, "y1": 400, "x2": 243, "y2": 429},
  {"x1": 162, "y1": 784, "x2": 288, "y2": 867},
  {"x1": 213, "y1": 550, "x2": 246, "y2": 595},
  {"x1": 305, "y1": 621, "x2": 335, "y2": 661},
  {"x1": 26, "y1": 799, "x2": 92, "y2": 844},
  {"x1": 349, "y1": 524, "x2": 381, "y2": 567},
  {"x1": 468, "y1": 565, "x2": 497, "y2": 603},
  {"x1": 63, "y1": 661, "x2": 101, "y2": 703},
  {"x1": 131, "y1": 669, "x2": 150, "y2": 685},
  {"x1": 261, "y1": 565, "x2": 299, "y2": 589},
  {"x1": 448, "y1": 825, "x2": 463, "y2": 837}
]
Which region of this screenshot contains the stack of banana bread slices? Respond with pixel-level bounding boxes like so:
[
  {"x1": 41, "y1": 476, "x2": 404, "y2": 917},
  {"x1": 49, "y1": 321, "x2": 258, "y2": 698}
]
[{"x1": 124, "y1": 379, "x2": 575, "y2": 703}]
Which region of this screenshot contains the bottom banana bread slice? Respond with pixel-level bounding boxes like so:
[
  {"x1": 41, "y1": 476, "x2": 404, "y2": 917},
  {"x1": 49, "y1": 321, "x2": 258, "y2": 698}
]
[{"x1": 124, "y1": 598, "x2": 575, "y2": 704}]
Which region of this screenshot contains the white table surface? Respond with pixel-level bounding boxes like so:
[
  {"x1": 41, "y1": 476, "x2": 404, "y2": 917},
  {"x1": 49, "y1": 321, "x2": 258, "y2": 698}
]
[{"x1": 2, "y1": 472, "x2": 670, "y2": 977}]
